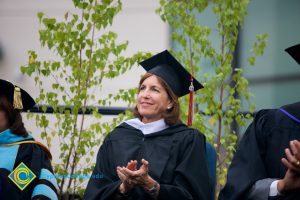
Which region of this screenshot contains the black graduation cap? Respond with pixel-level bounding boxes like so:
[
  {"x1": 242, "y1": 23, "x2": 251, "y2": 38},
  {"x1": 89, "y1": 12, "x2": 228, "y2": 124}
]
[
  {"x1": 139, "y1": 50, "x2": 203, "y2": 97},
  {"x1": 0, "y1": 79, "x2": 35, "y2": 111},
  {"x1": 285, "y1": 44, "x2": 300, "y2": 65}
]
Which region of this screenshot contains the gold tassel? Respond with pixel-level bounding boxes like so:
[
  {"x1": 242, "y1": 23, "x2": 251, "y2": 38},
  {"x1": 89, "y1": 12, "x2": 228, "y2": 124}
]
[{"x1": 13, "y1": 86, "x2": 23, "y2": 109}]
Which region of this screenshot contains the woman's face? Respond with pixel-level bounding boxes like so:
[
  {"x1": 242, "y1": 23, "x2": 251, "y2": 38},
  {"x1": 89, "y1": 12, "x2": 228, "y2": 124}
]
[
  {"x1": 137, "y1": 75, "x2": 172, "y2": 123},
  {"x1": 0, "y1": 110, "x2": 8, "y2": 132}
]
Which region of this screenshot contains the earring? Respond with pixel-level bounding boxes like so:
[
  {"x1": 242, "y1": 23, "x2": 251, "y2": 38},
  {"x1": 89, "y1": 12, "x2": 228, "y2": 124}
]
[{"x1": 167, "y1": 106, "x2": 172, "y2": 110}]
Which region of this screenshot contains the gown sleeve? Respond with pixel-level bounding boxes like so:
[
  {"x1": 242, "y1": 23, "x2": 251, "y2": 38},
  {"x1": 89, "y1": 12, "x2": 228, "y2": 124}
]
[
  {"x1": 31, "y1": 144, "x2": 58, "y2": 200},
  {"x1": 15, "y1": 143, "x2": 58, "y2": 200},
  {"x1": 158, "y1": 130, "x2": 212, "y2": 200},
  {"x1": 246, "y1": 178, "x2": 276, "y2": 200},
  {"x1": 4, "y1": 144, "x2": 58, "y2": 200},
  {"x1": 219, "y1": 110, "x2": 271, "y2": 200},
  {"x1": 83, "y1": 137, "x2": 121, "y2": 200}
]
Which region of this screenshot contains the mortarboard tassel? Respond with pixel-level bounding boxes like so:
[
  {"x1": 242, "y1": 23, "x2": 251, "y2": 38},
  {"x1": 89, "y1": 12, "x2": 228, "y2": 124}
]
[
  {"x1": 13, "y1": 86, "x2": 23, "y2": 110},
  {"x1": 187, "y1": 74, "x2": 194, "y2": 127}
]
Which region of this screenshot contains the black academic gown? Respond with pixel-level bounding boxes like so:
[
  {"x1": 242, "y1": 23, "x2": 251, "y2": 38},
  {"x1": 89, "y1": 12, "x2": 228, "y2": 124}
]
[
  {"x1": 84, "y1": 122, "x2": 212, "y2": 200},
  {"x1": 219, "y1": 102, "x2": 300, "y2": 200},
  {"x1": 0, "y1": 129, "x2": 58, "y2": 200}
]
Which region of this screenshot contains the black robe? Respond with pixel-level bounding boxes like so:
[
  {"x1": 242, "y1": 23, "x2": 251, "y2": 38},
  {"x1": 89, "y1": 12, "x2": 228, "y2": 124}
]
[
  {"x1": 84, "y1": 122, "x2": 212, "y2": 200},
  {"x1": 0, "y1": 129, "x2": 58, "y2": 200},
  {"x1": 219, "y1": 102, "x2": 300, "y2": 200}
]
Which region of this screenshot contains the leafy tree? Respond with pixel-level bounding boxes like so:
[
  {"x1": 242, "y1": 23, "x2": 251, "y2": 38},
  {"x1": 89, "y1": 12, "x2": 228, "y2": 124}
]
[
  {"x1": 21, "y1": 0, "x2": 149, "y2": 198},
  {"x1": 157, "y1": 0, "x2": 267, "y2": 197}
]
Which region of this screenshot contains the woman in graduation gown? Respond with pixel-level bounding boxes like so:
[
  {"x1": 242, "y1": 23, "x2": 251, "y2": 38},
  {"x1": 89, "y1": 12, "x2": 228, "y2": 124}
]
[
  {"x1": 0, "y1": 79, "x2": 58, "y2": 200},
  {"x1": 84, "y1": 50, "x2": 212, "y2": 200},
  {"x1": 219, "y1": 44, "x2": 300, "y2": 200}
]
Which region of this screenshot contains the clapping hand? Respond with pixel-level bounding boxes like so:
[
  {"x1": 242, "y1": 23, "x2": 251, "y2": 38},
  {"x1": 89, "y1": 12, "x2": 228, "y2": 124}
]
[
  {"x1": 117, "y1": 159, "x2": 156, "y2": 193},
  {"x1": 117, "y1": 160, "x2": 137, "y2": 194},
  {"x1": 282, "y1": 140, "x2": 300, "y2": 173},
  {"x1": 278, "y1": 140, "x2": 300, "y2": 193}
]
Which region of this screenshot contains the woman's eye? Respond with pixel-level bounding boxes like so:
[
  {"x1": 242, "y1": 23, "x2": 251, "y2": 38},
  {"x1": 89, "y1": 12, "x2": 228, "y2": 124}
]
[{"x1": 140, "y1": 86, "x2": 145, "y2": 90}]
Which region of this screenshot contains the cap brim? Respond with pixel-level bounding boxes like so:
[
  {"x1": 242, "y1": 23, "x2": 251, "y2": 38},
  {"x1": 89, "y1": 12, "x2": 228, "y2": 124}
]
[{"x1": 285, "y1": 44, "x2": 300, "y2": 65}]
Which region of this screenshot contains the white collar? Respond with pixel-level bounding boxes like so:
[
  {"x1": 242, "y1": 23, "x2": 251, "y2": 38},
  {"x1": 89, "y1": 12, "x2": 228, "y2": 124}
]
[{"x1": 124, "y1": 118, "x2": 169, "y2": 135}]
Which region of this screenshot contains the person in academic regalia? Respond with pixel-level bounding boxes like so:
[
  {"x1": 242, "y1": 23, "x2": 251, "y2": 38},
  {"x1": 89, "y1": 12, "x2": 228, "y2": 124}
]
[
  {"x1": 84, "y1": 50, "x2": 212, "y2": 200},
  {"x1": 219, "y1": 44, "x2": 300, "y2": 200},
  {"x1": 0, "y1": 79, "x2": 58, "y2": 200}
]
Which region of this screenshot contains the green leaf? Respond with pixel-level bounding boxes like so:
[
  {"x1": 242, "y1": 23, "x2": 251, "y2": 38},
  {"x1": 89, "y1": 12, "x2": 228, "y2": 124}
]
[{"x1": 37, "y1": 12, "x2": 44, "y2": 23}]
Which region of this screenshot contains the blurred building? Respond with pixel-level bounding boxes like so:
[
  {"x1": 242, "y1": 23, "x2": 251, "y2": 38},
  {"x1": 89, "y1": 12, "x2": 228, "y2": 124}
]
[
  {"x1": 0, "y1": 0, "x2": 169, "y2": 99},
  {"x1": 240, "y1": 0, "x2": 300, "y2": 109},
  {"x1": 172, "y1": 0, "x2": 300, "y2": 111}
]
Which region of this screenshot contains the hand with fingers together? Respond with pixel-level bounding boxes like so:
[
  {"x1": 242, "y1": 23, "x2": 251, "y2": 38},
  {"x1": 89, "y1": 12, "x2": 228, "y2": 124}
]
[
  {"x1": 117, "y1": 159, "x2": 159, "y2": 197},
  {"x1": 116, "y1": 160, "x2": 138, "y2": 194},
  {"x1": 278, "y1": 140, "x2": 300, "y2": 194}
]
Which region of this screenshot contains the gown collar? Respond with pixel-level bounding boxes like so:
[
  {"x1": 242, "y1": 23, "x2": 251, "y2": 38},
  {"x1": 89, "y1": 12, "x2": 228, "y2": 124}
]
[
  {"x1": 279, "y1": 101, "x2": 300, "y2": 124},
  {"x1": 124, "y1": 118, "x2": 169, "y2": 135},
  {"x1": 0, "y1": 129, "x2": 33, "y2": 144}
]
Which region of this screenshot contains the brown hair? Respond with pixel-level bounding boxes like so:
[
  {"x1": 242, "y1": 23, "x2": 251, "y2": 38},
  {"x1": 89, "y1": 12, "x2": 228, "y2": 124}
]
[
  {"x1": 0, "y1": 96, "x2": 28, "y2": 136},
  {"x1": 133, "y1": 73, "x2": 181, "y2": 126}
]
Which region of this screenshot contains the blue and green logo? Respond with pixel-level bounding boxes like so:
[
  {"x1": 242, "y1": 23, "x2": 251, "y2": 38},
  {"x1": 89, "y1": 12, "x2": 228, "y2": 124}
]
[{"x1": 8, "y1": 162, "x2": 36, "y2": 190}]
